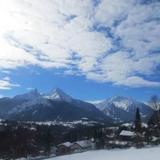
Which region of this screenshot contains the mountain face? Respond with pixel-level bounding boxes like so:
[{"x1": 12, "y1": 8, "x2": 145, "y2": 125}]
[
  {"x1": 0, "y1": 88, "x2": 110, "y2": 123},
  {"x1": 95, "y1": 96, "x2": 153, "y2": 122},
  {"x1": 14, "y1": 89, "x2": 41, "y2": 101},
  {"x1": 0, "y1": 97, "x2": 24, "y2": 119},
  {"x1": 44, "y1": 88, "x2": 73, "y2": 102}
]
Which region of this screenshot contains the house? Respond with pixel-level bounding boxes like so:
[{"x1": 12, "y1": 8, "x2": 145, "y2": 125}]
[
  {"x1": 71, "y1": 140, "x2": 93, "y2": 152},
  {"x1": 119, "y1": 130, "x2": 135, "y2": 141},
  {"x1": 56, "y1": 142, "x2": 72, "y2": 155}
]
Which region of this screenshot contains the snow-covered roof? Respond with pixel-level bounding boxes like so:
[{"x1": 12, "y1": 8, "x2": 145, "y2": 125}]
[
  {"x1": 58, "y1": 142, "x2": 72, "y2": 147},
  {"x1": 73, "y1": 140, "x2": 92, "y2": 148},
  {"x1": 81, "y1": 117, "x2": 88, "y2": 120},
  {"x1": 121, "y1": 123, "x2": 132, "y2": 127},
  {"x1": 119, "y1": 130, "x2": 135, "y2": 137}
]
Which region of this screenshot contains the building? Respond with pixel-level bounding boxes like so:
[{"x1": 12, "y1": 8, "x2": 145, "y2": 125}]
[
  {"x1": 56, "y1": 142, "x2": 72, "y2": 155},
  {"x1": 71, "y1": 140, "x2": 93, "y2": 152},
  {"x1": 119, "y1": 130, "x2": 135, "y2": 141}
]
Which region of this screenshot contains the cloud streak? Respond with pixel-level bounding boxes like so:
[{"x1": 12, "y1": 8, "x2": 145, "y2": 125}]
[
  {"x1": 0, "y1": 0, "x2": 159, "y2": 87},
  {"x1": 0, "y1": 77, "x2": 20, "y2": 90}
]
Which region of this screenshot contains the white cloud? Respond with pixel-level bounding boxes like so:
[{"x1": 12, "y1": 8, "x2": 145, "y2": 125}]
[
  {"x1": 115, "y1": 76, "x2": 160, "y2": 88},
  {"x1": 0, "y1": 0, "x2": 159, "y2": 87},
  {"x1": 95, "y1": 0, "x2": 135, "y2": 27},
  {"x1": 115, "y1": 2, "x2": 160, "y2": 57},
  {"x1": 1, "y1": 70, "x2": 11, "y2": 74},
  {"x1": 26, "y1": 87, "x2": 35, "y2": 91},
  {"x1": 3, "y1": 76, "x2": 10, "y2": 81},
  {"x1": 0, "y1": 77, "x2": 20, "y2": 90}
]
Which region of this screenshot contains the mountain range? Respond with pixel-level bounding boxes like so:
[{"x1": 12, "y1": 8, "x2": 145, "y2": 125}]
[
  {"x1": 0, "y1": 88, "x2": 154, "y2": 123},
  {"x1": 0, "y1": 88, "x2": 109, "y2": 122}
]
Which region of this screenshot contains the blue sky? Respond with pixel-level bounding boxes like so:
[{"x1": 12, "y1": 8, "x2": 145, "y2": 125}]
[
  {"x1": 0, "y1": 66, "x2": 159, "y2": 102},
  {"x1": 0, "y1": 0, "x2": 160, "y2": 101}
]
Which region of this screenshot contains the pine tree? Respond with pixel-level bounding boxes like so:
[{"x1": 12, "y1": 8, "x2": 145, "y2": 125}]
[
  {"x1": 135, "y1": 108, "x2": 142, "y2": 133},
  {"x1": 44, "y1": 127, "x2": 52, "y2": 157}
]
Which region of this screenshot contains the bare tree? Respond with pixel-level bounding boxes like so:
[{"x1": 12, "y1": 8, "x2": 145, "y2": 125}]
[
  {"x1": 149, "y1": 95, "x2": 160, "y2": 111},
  {"x1": 149, "y1": 95, "x2": 160, "y2": 125}
]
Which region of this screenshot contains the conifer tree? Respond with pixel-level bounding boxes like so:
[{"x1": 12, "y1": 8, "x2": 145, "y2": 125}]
[{"x1": 135, "y1": 108, "x2": 142, "y2": 133}]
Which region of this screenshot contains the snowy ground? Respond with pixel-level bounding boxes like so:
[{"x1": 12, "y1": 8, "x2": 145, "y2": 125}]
[{"x1": 46, "y1": 146, "x2": 160, "y2": 160}]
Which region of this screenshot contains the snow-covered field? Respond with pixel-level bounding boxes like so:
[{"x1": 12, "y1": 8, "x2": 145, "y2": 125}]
[{"x1": 47, "y1": 146, "x2": 160, "y2": 160}]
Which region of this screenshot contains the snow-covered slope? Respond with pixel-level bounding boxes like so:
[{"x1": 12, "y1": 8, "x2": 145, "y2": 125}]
[
  {"x1": 95, "y1": 96, "x2": 153, "y2": 122},
  {"x1": 46, "y1": 146, "x2": 160, "y2": 160},
  {"x1": 44, "y1": 88, "x2": 73, "y2": 102}
]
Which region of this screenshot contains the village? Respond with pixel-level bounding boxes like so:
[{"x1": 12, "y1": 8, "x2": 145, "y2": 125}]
[
  {"x1": 53, "y1": 122, "x2": 160, "y2": 156},
  {"x1": 0, "y1": 108, "x2": 160, "y2": 159}
]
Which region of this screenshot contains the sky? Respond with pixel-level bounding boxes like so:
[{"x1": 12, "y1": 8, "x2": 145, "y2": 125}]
[{"x1": 0, "y1": 0, "x2": 159, "y2": 101}]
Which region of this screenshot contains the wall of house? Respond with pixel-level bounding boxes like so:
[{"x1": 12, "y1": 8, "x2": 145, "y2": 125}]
[
  {"x1": 57, "y1": 145, "x2": 71, "y2": 155},
  {"x1": 71, "y1": 143, "x2": 82, "y2": 152}
]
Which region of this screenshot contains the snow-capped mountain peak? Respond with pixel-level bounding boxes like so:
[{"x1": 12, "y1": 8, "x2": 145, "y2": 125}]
[
  {"x1": 96, "y1": 96, "x2": 140, "y2": 112},
  {"x1": 44, "y1": 88, "x2": 73, "y2": 102},
  {"x1": 108, "y1": 96, "x2": 134, "y2": 111},
  {"x1": 95, "y1": 96, "x2": 153, "y2": 122}
]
